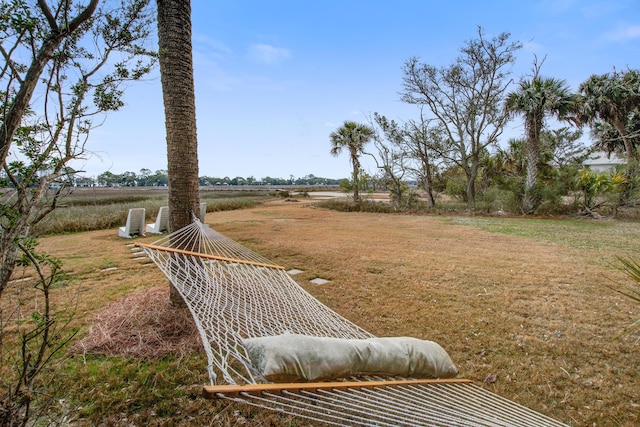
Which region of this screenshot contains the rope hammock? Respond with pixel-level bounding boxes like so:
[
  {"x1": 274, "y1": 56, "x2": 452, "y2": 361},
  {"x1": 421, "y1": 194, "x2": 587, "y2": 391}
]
[{"x1": 136, "y1": 220, "x2": 568, "y2": 427}]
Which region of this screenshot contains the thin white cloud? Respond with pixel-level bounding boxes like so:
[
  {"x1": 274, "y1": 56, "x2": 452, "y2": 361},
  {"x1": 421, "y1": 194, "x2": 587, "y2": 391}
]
[
  {"x1": 603, "y1": 23, "x2": 640, "y2": 42},
  {"x1": 193, "y1": 33, "x2": 233, "y2": 58},
  {"x1": 247, "y1": 43, "x2": 291, "y2": 64}
]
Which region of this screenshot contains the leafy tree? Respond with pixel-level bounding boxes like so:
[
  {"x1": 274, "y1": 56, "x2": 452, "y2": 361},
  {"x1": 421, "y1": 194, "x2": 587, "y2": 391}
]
[
  {"x1": 492, "y1": 138, "x2": 527, "y2": 194},
  {"x1": 590, "y1": 110, "x2": 640, "y2": 164},
  {"x1": 369, "y1": 114, "x2": 409, "y2": 209},
  {"x1": 329, "y1": 120, "x2": 375, "y2": 205},
  {"x1": 0, "y1": 0, "x2": 155, "y2": 423},
  {"x1": 138, "y1": 168, "x2": 152, "y2": 186},
  {"x1": 401, "y1": 27, "x2": 521, "y2": 208},
  {"x1": 402, "y1": 112, "x2": 442, "y2": 207},
  {"x1": 544, "y1": 128, "x2": 586, "y2": 169},
  {"x1": 2, "y1": 240, "x2": 78, "y2": 426},
  {"x1": 150, "y1": 169, "x2": 168, "y2": 186},
  {"x1": 579, "y1": 69, "x2": 640, "y2": 202},
  {"x1": 542, "y1": 128, "x2": 586, "y2": 201},
  {"x1": 505, "y1": 60, "x2": 579, "y2": 213},
  {"x1": 97, "y1": 171, "x2": 120, "y2": 187},
  {"x1": 579, "y1": 69, "x2": 640, "y2": 161},
  {"x1": 1, "y1": 0, "x2": 156, "y2": 294},
  {"x1": 121, "y1": 171, "x2": 137, "y2": 186}
]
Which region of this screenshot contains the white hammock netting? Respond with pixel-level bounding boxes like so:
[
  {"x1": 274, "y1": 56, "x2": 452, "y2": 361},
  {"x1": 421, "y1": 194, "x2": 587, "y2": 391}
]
[{"x1": 137, "y1": 220, "x2": 568, "y2": 427}]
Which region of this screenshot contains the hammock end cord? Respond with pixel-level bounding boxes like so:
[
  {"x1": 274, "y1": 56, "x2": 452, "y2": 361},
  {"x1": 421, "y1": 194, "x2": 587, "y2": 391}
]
[{"x1": 191, "y1": 209, "x2": 202, "y2": 225}]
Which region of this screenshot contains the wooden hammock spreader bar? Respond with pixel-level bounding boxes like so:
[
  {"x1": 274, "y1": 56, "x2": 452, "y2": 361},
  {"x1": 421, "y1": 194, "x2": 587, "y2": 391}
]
[
  {"x1": 203, "y1": 378, "x2": 473, "y2": 399},
  {"x1": 134, "y1": 243, "x2": 286, "y2": 270}
]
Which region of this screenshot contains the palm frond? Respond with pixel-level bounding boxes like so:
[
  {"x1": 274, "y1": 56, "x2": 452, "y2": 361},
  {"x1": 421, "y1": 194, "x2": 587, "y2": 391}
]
[
  {"x1": 608, "y1": 256, "x2": 640, "y2": 338},
  {"x1": 615, "y1": 317, "x2": 640, "y2": 339}
]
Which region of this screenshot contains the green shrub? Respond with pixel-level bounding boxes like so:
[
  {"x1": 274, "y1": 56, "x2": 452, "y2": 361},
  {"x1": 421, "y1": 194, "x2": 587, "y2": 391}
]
[
  {"x1": 476, "y1": 188, "x2": 516, "y2": 214},
  {"x1": 316, "y1": 199, "x2": 395, "y2": 213}
]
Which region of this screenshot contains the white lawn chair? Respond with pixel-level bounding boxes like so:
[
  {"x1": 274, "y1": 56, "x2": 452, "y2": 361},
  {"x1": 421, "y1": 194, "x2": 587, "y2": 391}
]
[
  {"x1": 118, "y1": 208, "x2": 146, "y2": 238},
  {"x1": 199, "y1": 202, "x2": 207, "y2": 222},
  {"x1": 146, "y1": 206, "x2": 168, "y2": 234}
]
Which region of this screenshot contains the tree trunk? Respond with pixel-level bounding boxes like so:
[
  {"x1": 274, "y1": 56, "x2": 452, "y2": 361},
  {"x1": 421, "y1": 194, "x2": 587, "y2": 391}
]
[
  {"x1": 422, "y1": 164, "x2": 436, "y2": 207},
  {"x1": 465, "y1": 160, "x2": 477, "y2": 209},
  {"x1": 523, "y1": 117, "x2": 542, "y2": 214},
  {"x1": 156, "y1": 0, "x2": 200, "y2": 306},
  {"x1": 351, "y1": 151, "x2": 360, "y2": 205}
]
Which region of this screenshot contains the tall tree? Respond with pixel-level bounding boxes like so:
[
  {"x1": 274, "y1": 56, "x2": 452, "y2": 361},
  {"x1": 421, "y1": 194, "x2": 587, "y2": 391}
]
[
  {"x1": 369, "y1": 114, "x2": 409, "y2": 208},
  {"x1": 329, "y1": 120, "x2": 375, "y2": 205},
  {"x1": 0, "y1": 1, "x2": 155, "y2": 423},
  {"x1": 404, "y1": 110, "x2": 441, "y2": 207},
  {"x1": 0, "y1": 0, "x2": 155, "y2": 294},
  {"x1": 505, "y1": 60, "x2": 579, "y2": 213},
  {"x1": 156, "y1": 0, "x2": 200, "y2": 306},
  {"x1": 401, "y1": 27, "x2": 521, "y2": 208},
  {"x1": 591, "y1": 112, "x2": 640, "y2": 157},
  {"x1": 372, "y1": 111, "x2": 439, "y2": 208},
  {"x1": 579, "y1": 69, "x2": 640, "y2": 204},
  {"x1": 579, "y1": 69, "x2": 640, "y2": 167}
]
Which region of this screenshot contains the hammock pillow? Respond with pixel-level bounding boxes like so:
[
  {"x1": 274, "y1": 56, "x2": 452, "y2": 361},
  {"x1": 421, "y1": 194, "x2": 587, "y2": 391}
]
[{"x1": 243, "y1": 334, "x2": 458, "y2": 382}]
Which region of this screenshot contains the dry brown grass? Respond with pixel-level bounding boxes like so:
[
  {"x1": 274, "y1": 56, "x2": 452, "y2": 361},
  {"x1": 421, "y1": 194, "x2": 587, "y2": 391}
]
[
  {"x1": 20, "y1": 197, "x2": 640, "y2": 426},
  {"x1": 205, "y1": 199, "x2": 639, "y2": 426}
]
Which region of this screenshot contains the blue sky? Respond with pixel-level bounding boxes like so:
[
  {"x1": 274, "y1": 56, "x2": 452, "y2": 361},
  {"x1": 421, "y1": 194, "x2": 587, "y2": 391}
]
[{"x1": 79, "y1": 0, "x2": 640, "y2": 180}]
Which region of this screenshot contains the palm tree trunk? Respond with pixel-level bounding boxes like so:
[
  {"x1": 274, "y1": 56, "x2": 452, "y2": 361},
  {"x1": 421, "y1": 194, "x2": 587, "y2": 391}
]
[
  {"x1": 156, "y1": 0, "x2": 200, "y2": 306},
  {"x1": 351, "y1": 149, "x2": 360, "y2": 205},
  {"x1": 523, "y1": 116, "x2": 542, "y2": 214}
]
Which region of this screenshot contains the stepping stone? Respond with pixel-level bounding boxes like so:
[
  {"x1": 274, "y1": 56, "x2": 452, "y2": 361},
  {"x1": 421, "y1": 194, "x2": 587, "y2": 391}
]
[
  {"x1": 287, "y1": 269, "x2": 304, "y2": 275},
  {"x1": 310, "y1": 278, "x2": 330, "y2": 285}
]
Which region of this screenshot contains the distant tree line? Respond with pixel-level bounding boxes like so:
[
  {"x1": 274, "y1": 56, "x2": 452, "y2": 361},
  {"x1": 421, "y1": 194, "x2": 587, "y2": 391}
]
[{"x1": 29, "y1": 169, "x2": 344, "y2": 188}]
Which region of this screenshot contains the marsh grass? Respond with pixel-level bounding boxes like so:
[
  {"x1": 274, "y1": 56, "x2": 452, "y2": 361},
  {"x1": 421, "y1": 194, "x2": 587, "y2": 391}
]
[{"x1": 34, "y1": 189, "x2": 266, "y2": 235}]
